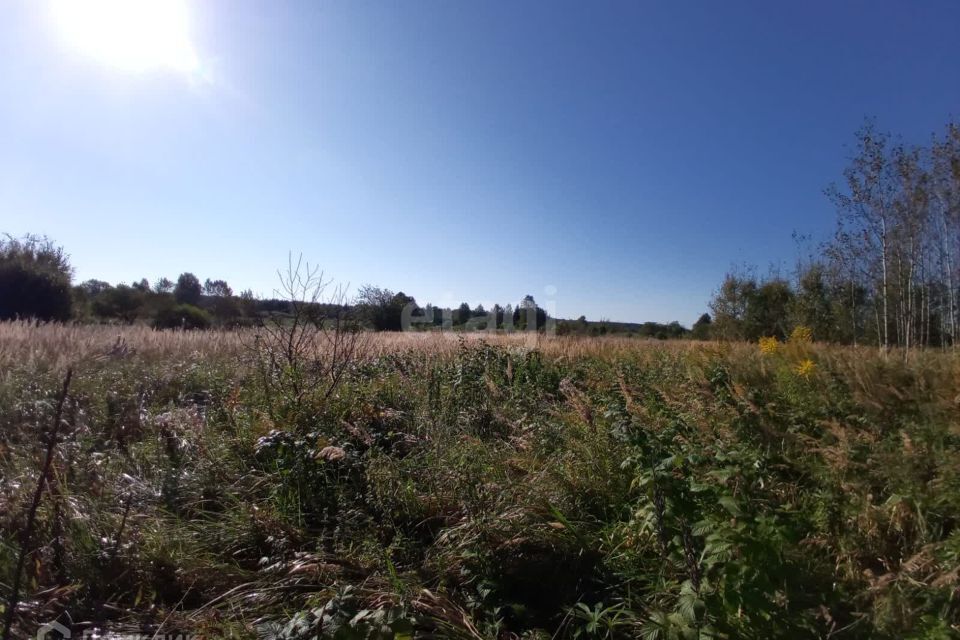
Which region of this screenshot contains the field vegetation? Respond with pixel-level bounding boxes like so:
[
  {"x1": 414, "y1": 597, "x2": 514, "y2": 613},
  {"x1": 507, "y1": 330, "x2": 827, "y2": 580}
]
[{"x1": 1, "y1": 322, "x2": 958, "y2": 639}]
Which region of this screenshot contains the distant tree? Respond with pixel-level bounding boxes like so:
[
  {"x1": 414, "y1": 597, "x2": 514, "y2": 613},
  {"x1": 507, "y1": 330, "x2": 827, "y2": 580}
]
[
  {"x1": 709, "y1": 272, "x2": 757, "y2": 341},
  {"x1": 92, "y1": 284, "x2": 144, "y2": 323},
  {"x1": 745, "y1": 278, "x2": 793, "y2": 340},
  {"x1": 824, "y1": 260, "x2": 870, "y2": 345},
  {"x1": 73, "y1": 279, "x2": 112, "y2": 319},
  {"x1": 469, "y1": 304, "x2": 489, "y2": 329},
  {"x1": 455, "y1": 302, "x2": 471, "y2": 326},
  {"x1": 239, "y1": 289, "x2": 258, "y2": 317},
  {"x1": 492, "y1": 304, "x2": 505, "y2": 329},
  {"x1": 691, "y1": 313, "x2": 712, "y2": 340},
  {"x1": 666, "y1": 320, "x2": 686, "y2": 339},
  {"x1": 355, "y1": 285, "x2": 415, "y2": 331},
  {"x1": 355, "y1": 285, "x2": 392, "y2": 330},
  {"x1": 593, "y1": 318, "x2": 610, "y2": 336},
  {"x1": 789, "y1": 264, "x2": 835, "y2": 341},
  {"x1": 154, "y1": 277, "x2": 174, "y2": 294},
  {"x1": 132, "y1": 278, "x2": 151, "y2": 292},
  {"x1": 174, "y1": 272, "x2": 202, "y2": 305},
  {"x1": 710, "y1": 270, "x2": 794, "y2": 341},
  {"x1": 389, "y1": 292, "x2": 417, "y2": 331},
  {"x1": 514, "y1": 295, "x2": 547, "y2": 331},
  {"x1": 416, "y1": 303, "x2": 435, "y2": 329},
  {"x1": 210, "y1": 296, "x2": 241, "y2": 324},
  {"x1": 0, "y1": 234, "x2": 73, "y2": 321},
  {"x1": 204, "y1": 278, "x2": 233, "y2": 297},
  {"x1": 79, "y1": 279, "x2": 112, "y2": 296},
  {"x1": 825, "y1": 121, "x2": 896, "y2": 351}
]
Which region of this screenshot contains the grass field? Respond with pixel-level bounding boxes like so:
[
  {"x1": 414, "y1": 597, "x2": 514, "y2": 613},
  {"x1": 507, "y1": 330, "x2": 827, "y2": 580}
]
[{"x1": 1, "y1": 322, "x2": 959, "y2": 638}]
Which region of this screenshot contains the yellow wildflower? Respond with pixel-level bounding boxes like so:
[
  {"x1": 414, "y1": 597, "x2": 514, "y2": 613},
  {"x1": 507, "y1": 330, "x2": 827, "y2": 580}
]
[
  {"x1": 795, "y1": 358, "x2": 816, "y2": 378},
  {"x1": 790, "y1": 325, "x2": 813, "y2": 344},
  {"x1": 758, "y1": 336, "x2": 780, "y2": 355}
]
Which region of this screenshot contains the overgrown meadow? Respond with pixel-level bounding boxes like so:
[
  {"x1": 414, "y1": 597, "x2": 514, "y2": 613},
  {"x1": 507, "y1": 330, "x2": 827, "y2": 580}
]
[{"x1": 1, "y1": 323, "x2": 958, "y2": 639}]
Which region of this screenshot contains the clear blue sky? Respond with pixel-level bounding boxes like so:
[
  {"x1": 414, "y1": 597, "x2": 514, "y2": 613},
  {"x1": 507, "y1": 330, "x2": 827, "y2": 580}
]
[{"x1": 2, "y1": 1, "x2": 959, "y2": 324}]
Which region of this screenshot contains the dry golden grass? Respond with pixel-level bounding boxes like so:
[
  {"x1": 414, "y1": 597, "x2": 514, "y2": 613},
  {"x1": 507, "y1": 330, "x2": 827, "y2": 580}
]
[
  {"x1": 3, "y1": 321, "x2": 956, "y2": 410},
  {"x1": 0, "y1": 321, "x2": 247, "y2": 371},
  {"x1": 0, "y1": 321, "x2": 707, "y2": 371}
]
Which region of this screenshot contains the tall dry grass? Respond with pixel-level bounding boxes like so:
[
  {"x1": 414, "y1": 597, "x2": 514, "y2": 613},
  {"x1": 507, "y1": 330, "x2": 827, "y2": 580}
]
[
  {"x1": 4, "y1": 319, "x2": 953, "y2": 375},
  {"x1": 0, "y1": 321, "x2": 706, "y2": 371}
]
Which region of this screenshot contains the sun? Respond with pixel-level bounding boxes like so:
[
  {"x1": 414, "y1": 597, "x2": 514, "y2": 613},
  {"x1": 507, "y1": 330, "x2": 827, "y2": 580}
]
[{"x1": 50, "y1": 0, "x2": 200, "y2": 75}]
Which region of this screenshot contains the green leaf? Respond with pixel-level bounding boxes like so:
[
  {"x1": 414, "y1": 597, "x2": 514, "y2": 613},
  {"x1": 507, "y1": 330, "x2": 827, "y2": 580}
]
[{"x1": 718, "y1": 495, "x2": 742, "y2": 516}]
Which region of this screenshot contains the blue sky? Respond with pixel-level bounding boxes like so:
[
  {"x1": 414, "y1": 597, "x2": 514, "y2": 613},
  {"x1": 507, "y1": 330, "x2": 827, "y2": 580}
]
[{"x1": 2, "y1": 1, "x2": 959, "y2": 324}]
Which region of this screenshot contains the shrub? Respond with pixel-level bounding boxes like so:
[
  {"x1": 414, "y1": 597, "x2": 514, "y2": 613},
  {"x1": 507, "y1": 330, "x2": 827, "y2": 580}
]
[
  {"x1": 152, "y1": 303, "x2": 212, "y2": 329},
  {"x1": 0, "y1": 234, "x2": 73, "y2": 321}
]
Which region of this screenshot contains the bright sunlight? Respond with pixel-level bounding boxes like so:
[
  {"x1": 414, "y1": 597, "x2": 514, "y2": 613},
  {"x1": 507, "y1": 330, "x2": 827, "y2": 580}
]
[{"x1": 50, "y1": 0, "x2": 199, "y2": 74}]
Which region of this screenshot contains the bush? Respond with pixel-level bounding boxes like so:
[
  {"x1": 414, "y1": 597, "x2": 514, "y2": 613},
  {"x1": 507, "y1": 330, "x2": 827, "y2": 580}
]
[
  {"x1": 152, "y1": 303, "x2": 212, "y2": 330},
  {"x1": 0, "y1": 234, "x2": 73, "y2": 321}
]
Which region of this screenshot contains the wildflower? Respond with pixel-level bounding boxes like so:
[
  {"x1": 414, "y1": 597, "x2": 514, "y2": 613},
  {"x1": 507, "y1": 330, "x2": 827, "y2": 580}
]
[
  {"x1": 795, "y1": 358, "x2": 816, "y2": 378},
  {"x1": 759, "y1": 336, "x2": 780, "y2": 355},
  {"x1": 790, "y1": 325, "x2": 813, "y2": 344}
]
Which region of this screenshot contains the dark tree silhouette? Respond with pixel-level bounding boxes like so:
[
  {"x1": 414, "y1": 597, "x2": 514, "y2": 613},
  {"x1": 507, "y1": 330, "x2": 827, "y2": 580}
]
[
  {"x1": 0, "y1": 234, "x2": 72, "y2": 321},
  {"x1": 174, "y1": 272, "x2": 203, "y2": 305},
  {"x1": 691, "y1": 313, "x2": 712, "y2": 340}
]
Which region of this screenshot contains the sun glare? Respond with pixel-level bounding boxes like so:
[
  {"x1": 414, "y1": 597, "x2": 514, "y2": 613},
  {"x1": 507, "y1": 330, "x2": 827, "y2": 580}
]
[{"x1": 50, "y1": 0, "x2": 200, "y2": 75}]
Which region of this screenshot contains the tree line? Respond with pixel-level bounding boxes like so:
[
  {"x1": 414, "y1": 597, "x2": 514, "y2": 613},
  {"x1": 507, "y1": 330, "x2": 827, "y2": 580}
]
[
  {"x1": 0, "y1": 236, "x2": 693, "y2": 336},
  {"x1": 0, "y1": 242, "x2": 580, "y2": 333},
  {"x1": 699, "y1": 118, "x2": 960, "y2": 349}
]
